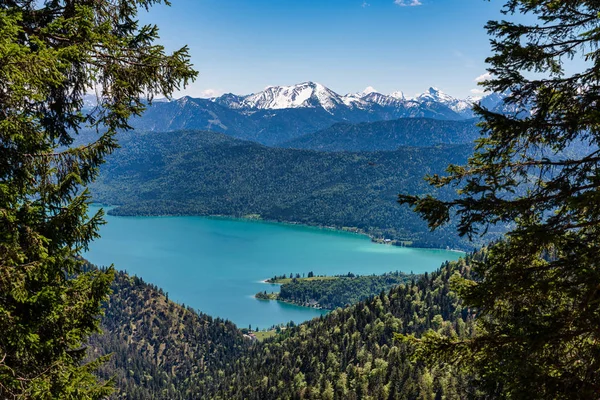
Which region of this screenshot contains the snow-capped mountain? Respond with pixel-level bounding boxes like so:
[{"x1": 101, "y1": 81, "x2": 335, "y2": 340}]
[
  {"x1": 214, "y1": 82, "x2": 346, "y2": 113},
  {"x1": 390, "y1": 91, "x2": 407, "y2": 100},
  {"x1": 479, "y1": 92, "x2": 506, "y2": 111},
  {"x1": 132, "y1": 81, "x2": 510, "y2": 145},
  {"x1": 361, "y1": 91, "x2": 404, "y2": 108},
  {"x1": 213, "y1": 93, "x2": 247, "y2": 109},
  {"x1": 210, "y1": 82, "x2": 506, "y2": 118},
  {"x1": 247, "y1": 82, "x2": 345, "y2": 111},
  {"x1": 416, "y1": 87, "x2": 457, "y2": 104},
  {"x1": 415, "y1": 87, "x2": 477, "y2": 118},
  {"x1": 341, "y1": 93, "x2": 369, "y2": 108},
  {"x1": 357, "y1": 86, "x2": 379, "y2": 97}
]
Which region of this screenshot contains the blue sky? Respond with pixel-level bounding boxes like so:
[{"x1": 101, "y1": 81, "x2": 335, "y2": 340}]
[{"x1": 141, "y1": 0, "x2": 507, "y2": 99}]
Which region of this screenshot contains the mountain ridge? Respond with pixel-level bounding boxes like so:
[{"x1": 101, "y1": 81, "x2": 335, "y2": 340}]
[
  {"x1": 281, "y1": 117, "x2": 481, "y2": 152},
  {"x1": 124, "y1": 82, "x2": 510, "y2": 145},
  {"x1": 209, "y1": 81, "x2": 498, "y2": 115}
]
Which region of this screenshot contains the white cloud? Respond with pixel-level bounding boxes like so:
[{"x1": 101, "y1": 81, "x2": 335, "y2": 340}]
[
  {"x1": 394, "y1": 0, "x2": 422, "y2": 6},
  {"x1": 362, "y1": 1, "x2": 371, "y2": 7},
  {"x1": 199, "y1": 88, "x2": 221, "y2": 98},
  {"x1": 475, "y1": 72, "x2": 492, "y2": 82}
]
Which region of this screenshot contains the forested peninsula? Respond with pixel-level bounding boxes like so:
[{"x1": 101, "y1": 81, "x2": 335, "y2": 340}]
[{"x1": 256, "y1": 272, "x2": 414, "y2": 310}]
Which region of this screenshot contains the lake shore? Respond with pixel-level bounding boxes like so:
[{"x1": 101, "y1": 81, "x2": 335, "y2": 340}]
[
  {"x1": 86, "y1": 203, "x2": 462, "y2": 327},
  {"x1": 95, "y1": 202, "x2": 469, "y2": 253},
  {"x1": 255, "y1": 292, "x2": 330, "y2": 311}
]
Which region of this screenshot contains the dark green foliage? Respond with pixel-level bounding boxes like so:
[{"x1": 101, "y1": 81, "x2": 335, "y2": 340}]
[
  {"x1": 282, "y1": 118, "x2": 481, "y2": 152},
  {"x1": 264, "y1": 272, "x2": 414, "y2": 309},
  {"x1": 91, "y1": 129, "x2": 487, "y2": 250},
  {"x1": 208, "y1": 255, "x2": 480, "y2": 400},
  {"x1": 90, "y1": 270, "x2": 249, "y2": 400},
  {"x1": 400, "y1": 1, "x2": 600, "y2": 397},
  {"x1": 92, "y1": 256, "x2": 482, "y2": 399},
  {"x1": 0, "y1": 1, "x2": 195, "y2": 398}
]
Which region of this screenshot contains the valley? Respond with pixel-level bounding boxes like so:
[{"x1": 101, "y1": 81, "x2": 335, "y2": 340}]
[
  {"x1": 84, "y1": 84, "x2": 509, "y2": 253},
  {"x1": 91, "y1": 254, "x2": 479, "y2": 399},
  {"x1": 79, "y1": 83, "x2": 507, "y2": 398}
]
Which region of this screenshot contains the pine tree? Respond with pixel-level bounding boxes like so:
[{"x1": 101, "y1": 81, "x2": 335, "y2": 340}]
[
  {"x1": 0, "y1": 1, "x2": 195, "y2": 398},
  {"x1": 400, "y1": 1, "x2": 600, "y2": 397}
]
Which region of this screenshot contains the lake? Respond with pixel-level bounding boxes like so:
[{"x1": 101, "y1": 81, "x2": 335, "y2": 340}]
[{"x1": 85, "y1": 206, "x2": 461, "y2": 329}]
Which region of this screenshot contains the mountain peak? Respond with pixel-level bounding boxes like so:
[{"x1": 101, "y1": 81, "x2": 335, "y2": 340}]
[
  {"x1": 358, "y1": 86, "x2": 379, "y2": 97},
  {"x1": 390, "y1": 91, "x2": 406, "y2": 100},
  {"x1": 239, "y1": 81, "x2": 344, "y2": 112},
  {"x1": 205, "y1": 81, "x2": 509, "y2": 118},
  {"x1": 417, "y1": 87, "x2": 457, "y2": 104}
]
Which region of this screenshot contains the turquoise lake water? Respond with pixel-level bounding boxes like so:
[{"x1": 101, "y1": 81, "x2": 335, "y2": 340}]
[{"x1": 85, "y1": 206, "x2": 461, "y2": 329}]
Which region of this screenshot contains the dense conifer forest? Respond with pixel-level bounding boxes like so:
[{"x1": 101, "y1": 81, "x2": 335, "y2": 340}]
[
  {"x1": 92, "y1": 254, "x2": 481, "y2": 399},
  {"x1": 91, "y1": 270, "x2": 249, "y2": 400},
  {"x1": 208, "y1": 254, "x2": 480, "y2": 399},
  {"x1": 91, "y1": 130, "x2": 486, "y2": 250},
  {"x1": 281, "y1": 118, "x2": 480, "y2": 152},
  {"x1": 3, "y1": 0, "x2": 599, "y2": 398}
]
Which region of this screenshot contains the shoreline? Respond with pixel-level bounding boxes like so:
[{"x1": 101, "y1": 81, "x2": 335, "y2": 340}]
[
  {"x1": 259, "y1": 279, "x2": 279, "y2": 285},
  {"x1": 254, "y1": 292, "x2": 331, "y2": 311},
  {"x1": 91, "y1": 202, "x2": 468, "y2": 253}
]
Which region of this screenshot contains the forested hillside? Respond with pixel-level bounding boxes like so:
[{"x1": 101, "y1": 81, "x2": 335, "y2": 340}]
[
  {"x1": 92, "y1": 130, "x2": 481, "y2": 250},
  {"x1": 203, "y1": 254, "x2": 480, "y2": 399},
  {"x1": 91, "y1": 271, "x2": 249, "y2": 400},
  {"x1": 282, "y1": 118, "x2": 481, "y2": 152},
  {"x1": 91, "y1": 254, "x2": 481, "y2": 399}
]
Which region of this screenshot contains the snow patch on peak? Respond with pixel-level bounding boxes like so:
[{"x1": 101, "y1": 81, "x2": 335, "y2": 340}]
[
  {"x1": 418, "y1": 87, "x2": 455, "y2": 104},
  {"x1": 390, "y1": 91, "x2": 406, "y2": 100},
  {"x1": 361, "y1": 92, "x2": 405, "y2": 108},
  {"x1": 415, "y1": 87, "x2": 475, "y2": 116},
  {"x1": 239, "y1": 81, "x2": 344, "y2": 112},
  {"x1": 358, "y1": 86, "x2": 379, "y2": 97},
  {"x1": 466, "y1": 95, "x2": 482, "y2": 102},
  {"x1": 341, "y1": 94, "x2": 369, "y2": 109}
]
